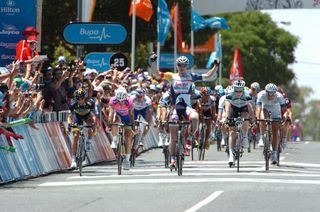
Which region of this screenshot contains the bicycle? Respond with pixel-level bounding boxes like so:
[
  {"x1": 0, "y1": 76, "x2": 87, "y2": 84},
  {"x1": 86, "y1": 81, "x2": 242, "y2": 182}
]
[
  {"x1": 110, "y1": 123, "x2": 126, "y2": 175},
  {"x1": 228, "y1": 116, "x2": 251, "y2": 172},
  {"x1": 213, "y1": 122, "x2": 222, "y2": 152},
  {"x1": 130, "y1": 116, "x2": 149, "y2": 167},
  {"x1": 168, "y1": 120, "x2": 190, "y2": 176},
  {"x1": 160, "y1": 120, "x2": 170, "y2": 168},
  {"x1": 257, "y1": 114, "x2": 279, "y2": 171},
  {"x1": 198, "y1": 116, "x2": 212, "y2": 160},
  {"x1": 70, "y1": 124, "x2": 94, "y2": 177}
]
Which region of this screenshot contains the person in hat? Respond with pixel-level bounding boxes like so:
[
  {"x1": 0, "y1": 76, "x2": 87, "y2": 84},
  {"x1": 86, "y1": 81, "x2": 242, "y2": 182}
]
[{"x1": 16, "y1": 26, "x2": 39, "y2": 61}]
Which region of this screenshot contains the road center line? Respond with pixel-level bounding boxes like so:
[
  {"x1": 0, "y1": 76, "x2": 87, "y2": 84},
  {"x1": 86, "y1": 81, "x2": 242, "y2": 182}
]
[{"x1": 184, "y1": 191, "x2": 224, "y2": 212}]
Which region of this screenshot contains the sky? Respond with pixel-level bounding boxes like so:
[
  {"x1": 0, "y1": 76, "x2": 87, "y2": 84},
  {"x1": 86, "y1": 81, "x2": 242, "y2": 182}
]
[{"x1": 263, "y1": 9, "x2": 320, "y2": 100}]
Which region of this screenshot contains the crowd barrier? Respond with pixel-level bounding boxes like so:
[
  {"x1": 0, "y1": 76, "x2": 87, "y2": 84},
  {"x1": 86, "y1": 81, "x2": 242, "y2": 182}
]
[{"x1": 0, "y1": 111, "x2": 160, "y2": 184}]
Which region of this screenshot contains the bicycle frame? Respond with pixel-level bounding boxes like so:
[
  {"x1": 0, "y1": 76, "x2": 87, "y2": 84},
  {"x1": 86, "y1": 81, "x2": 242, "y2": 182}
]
[
  {"x1": 110, "y1": 123, "x2": 125, "y2": 175},
  {"x1": 168, "y1": 120, "x2": 190, "y2": 176}
]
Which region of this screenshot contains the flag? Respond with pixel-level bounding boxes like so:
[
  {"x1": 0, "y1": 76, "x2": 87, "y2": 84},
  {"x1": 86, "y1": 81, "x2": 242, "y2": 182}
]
[
  {"x1": 206, "y1": 51, "x2": 217, "y2": 69},
  {"x1": 129, "y1": 0, "x2": 154, "y2": 22},
  {"x1": 157, "y1": 0, "x2": 171, "y2": 46},
  {"x1": 191, "y1": 8, "x2": 206, "y2": 31},
  {"x1": 191, "y1": 8, "x2": 230, "y2": 31},
  {"x1": 215, "y1": 35, "x2": 222, "y2": 60},
  {"x1": 229, "y1": 48, "x2": 243, "y2": 84},
  {"x1": 170, "y1": 3, "x2": 183, "y2": 52},
  {"x1": 205, "y1": 17, "x2": 230, "y2": 30}
]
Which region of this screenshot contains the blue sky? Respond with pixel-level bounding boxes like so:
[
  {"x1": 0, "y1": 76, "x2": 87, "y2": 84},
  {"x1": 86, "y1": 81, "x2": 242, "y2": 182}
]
[{"x1": 263, "y1": 9, "x2": 320, "y2": 100}]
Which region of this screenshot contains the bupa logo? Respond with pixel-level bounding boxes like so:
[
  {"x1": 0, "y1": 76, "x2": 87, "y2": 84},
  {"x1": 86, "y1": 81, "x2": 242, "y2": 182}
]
[
  {"x1": 80, "y1": 27, "x2": 111, "y2": 41},
  {"x1": 6, "y1": 0, "x2": 15, "y2": 7}
]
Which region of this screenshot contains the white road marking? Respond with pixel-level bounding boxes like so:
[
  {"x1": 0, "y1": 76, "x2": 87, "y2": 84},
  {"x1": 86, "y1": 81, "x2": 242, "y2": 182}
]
[
  {"x1": 305, "y1": 142, "x2": 310, "y2": 144},
  {"x1": 39, "y1": 177, "x2": 320, "y2": 187},
  {"x1": 68, "y1": 171, "x2": 320, "y2": 180},
  {"x1": 184, "y1": 191, "x2": 224, "y2": 212}
]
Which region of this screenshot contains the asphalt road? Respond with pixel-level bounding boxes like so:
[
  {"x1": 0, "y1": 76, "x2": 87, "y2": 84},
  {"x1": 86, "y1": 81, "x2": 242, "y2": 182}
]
[{"x1": 1, "y1": 140, "x2": 320, "y2": 212}]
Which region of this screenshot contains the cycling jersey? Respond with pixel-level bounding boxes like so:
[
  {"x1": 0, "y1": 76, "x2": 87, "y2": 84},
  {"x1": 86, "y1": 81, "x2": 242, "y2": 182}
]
[
  {"x1": 218, "y1": 95, "x2": 226, "y2": 113},
  {"x1": 161, "y1": 72, "x2": 214, "y2": 107},
  {"x1": 256, "y1": 91, "x2": 286, "y2": 120},
  {"x1": 158, "y1": 91, "x2": 171, "y2": 107},
  {"x1": 201, "y1": 95, "x2": 216, "y2": 111},
  {"x1": 69, "y1": 99, "x2": 95, "y2": 117},
  {"x1": 226, "y1": 90, "x2": 252, "y2": 108},
  {"x1": 109, "y1": 96, "x2": 134, "y2": 117},
  {"x1": 130, "y1": 94, "x2": 152, "y2": 111}
]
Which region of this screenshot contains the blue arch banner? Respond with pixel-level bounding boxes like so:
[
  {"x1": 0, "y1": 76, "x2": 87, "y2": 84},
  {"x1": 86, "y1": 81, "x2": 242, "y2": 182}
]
[{"x1": 0, "y1": 0, "x2": 36, "y2": 67}]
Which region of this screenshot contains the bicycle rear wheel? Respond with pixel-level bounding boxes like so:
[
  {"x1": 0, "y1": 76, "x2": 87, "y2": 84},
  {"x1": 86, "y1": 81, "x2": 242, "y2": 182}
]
[
  {"x1": 198, "y1": 126, "x2": 205, "y2": 160},
  {"x1": 163, "y1": 146, "x2": 170, "y2": 168},
  {"x1": 130, "y1": 136, "x2": 139, "y2": 167}
]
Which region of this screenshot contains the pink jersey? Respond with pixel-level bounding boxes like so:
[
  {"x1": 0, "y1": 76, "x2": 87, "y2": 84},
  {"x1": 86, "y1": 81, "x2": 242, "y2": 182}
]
[
  {"x1": 109, "y1": 96, "x2": 134, "y2": 116},
  {"x1": 291, "y1": 124, "x2": 302, "y2": 137}
]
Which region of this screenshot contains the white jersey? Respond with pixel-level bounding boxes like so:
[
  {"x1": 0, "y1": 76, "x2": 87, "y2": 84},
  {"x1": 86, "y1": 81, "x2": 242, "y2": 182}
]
[
  {"x1": 218, "y1": 95, "x2": 226, "y2": 112},
  {"x1": 130, "y1": 95, "x2": 152, "y2": 111},
  {"x1": 256, "y1": 90, "x2": 286, "y2": 119}
]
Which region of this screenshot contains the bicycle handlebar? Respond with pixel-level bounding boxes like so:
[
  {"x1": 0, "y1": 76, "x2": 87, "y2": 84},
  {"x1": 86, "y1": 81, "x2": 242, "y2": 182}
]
[
  {"x1": 168, "y1": 120, "x2": 190, "y2": 125},
  {"x1": 70, "y1": 124, "x2": 94, "y2": 129},
  {"x1": 135, "y1": 119, "x2": 149, "y2": 126}
]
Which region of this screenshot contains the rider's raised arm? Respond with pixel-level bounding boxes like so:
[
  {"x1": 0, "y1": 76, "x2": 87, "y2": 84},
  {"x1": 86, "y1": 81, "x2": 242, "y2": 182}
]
[
  {"x1": 202, "y1": 59, "x2": 220, "y2": 81},
  {"x1": 149, "y1": 53, "x2": 160, "y2": 79}
]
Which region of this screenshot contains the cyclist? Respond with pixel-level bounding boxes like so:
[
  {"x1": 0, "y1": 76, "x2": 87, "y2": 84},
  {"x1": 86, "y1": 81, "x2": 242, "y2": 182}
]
[
  {"x1": 150, "y1": 53, "x2": 219, "y2": 168},
  {"x1": 156, "y1": 90, "x2": 171, "y2": 146},
  {"x1": 249, "y1": 82, "x2": 261, "y2": 147},
  {"x1": 256, "y1": 83, "x2": 287, "y2": 164},
  {"x1": 108, "y1": 87, "x2": 135, "y2": 170},
  {"x1": 199, "y1": 87, "x2": 216, "y2": 149},
  {"x1": 277, "y1": 87, "x2": 292, "y2": 150},
  {"x1": 130, "y1": 87, "x2": 152, "y2": 146},
  {"x1": 67, "y1": 88, "x2": 97, "y2": 168},
  {"x1": 225, "y1": 80, "x2": 254, "y2": 166}
]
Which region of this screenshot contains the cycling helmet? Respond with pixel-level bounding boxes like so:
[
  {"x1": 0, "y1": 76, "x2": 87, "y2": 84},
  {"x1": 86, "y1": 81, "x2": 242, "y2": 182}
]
[
  {"x1": 136, "y1": 87, "x2": 146, "y2": 96},
  {"x1": 200, "y1": 87, "x2": 211, "y2": 96},
  {"x1": 115, "y1": 87, "x2": 128, "y2": 101},
  {"x1": 250, "y1": 82, "x2": 260, "y2": 91},
  {"x1": 214, "y1": 85, "x2": 225, "y2": 97},
  {"x1": 176, "y1": 56, "x2": 189, "y2": 66},
  {"x1": 74, "y1": 88, "x2": 86, "y2": 100},
  {"x1": 232, "y1": 79, "x2": 246, "y2": 90},
  {"x1": 265, "y1": 83, "x2": 277, "y2": 94}
]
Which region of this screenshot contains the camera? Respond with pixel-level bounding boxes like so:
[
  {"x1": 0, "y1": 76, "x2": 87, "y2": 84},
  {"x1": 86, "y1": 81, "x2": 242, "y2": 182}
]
[{"x1": 32, "y1": 84, "x2": 45, "y2": 90}]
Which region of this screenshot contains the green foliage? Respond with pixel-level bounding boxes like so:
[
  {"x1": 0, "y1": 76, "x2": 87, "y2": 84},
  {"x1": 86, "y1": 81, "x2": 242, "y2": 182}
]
[
  {"x1": 219, "y1": 11, "x2": 298, "y2": 87},
  {"x1": 301, "y1": 100, "x2": 320, "y2": 140}
]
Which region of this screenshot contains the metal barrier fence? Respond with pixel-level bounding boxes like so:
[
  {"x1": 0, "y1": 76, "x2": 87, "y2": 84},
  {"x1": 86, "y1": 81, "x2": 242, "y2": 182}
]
[{"x1": 0, "y1": 112, "x2": 159, "y2": 184}]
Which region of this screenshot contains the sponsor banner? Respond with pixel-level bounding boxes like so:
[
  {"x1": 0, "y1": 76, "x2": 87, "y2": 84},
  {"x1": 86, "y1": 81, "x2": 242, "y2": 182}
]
[
  {"x1": 84, "y1": 52, "x2": 113, "y2": 72},
  {"x1": 0, "y1": 0, "x2": 36, "y2": 66},
  {"x1": 194, "y1": 0, "x2": 319, "y2": 16},
  {"x1": 63, "y1": 23, "x2": 127, "y2": 44}
]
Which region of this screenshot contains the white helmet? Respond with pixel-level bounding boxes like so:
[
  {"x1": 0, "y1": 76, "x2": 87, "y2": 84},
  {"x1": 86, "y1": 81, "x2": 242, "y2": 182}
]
[
  {"x1": 265, "y1": 83, "x2": 277, "y2": 94},
  {"x1": 115, "y1": 87, "x2": 127, "y2": 101},
  {"x1": 250, "y1": 82, "x2": 260, "y2": 91},
  {"x1": 232, "y1": 80, "x2": 246, "y2": 90},
  {"x1": 176, "y1": 56, "x2": 189, "y2": 66}
]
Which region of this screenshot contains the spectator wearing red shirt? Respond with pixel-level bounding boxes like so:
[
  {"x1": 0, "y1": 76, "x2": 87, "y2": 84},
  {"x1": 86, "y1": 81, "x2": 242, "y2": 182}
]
[{"x1": 16, "y1": 26, "x2": 39, "y2": 62}]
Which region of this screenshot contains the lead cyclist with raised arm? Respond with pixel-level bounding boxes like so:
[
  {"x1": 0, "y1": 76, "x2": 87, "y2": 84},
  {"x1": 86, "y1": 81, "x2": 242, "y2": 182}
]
[{"x1": 149, "y1": 53, "x2": 219, "y2": 168}]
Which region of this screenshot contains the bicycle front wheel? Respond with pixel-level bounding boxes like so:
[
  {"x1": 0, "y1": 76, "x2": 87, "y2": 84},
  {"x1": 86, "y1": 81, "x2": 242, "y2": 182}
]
[
  {"x1": 117, "y1": 137, "x2": 124, "y2": 175},
  {"x1": 265, "y1": 133, "x2": 270, "y2": 171},
  {"x1": 77, "y1": 137, "x2": 85, "y2": 177}
]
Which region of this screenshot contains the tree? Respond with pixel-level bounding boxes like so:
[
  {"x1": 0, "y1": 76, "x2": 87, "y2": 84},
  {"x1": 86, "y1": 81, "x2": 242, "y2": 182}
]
[{"x1": 217, "y1": 11, "x2": 298, "y2": 87}]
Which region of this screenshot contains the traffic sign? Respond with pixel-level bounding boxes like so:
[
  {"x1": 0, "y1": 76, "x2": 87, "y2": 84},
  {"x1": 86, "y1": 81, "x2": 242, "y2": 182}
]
[
  {"x1": 63, "y1": 23, "x2": 127, "y2": 44},
  {"x1": 149, "y1": 53, "x2": 194, "y2": 69},
  {"x1": 109, "y1": 52, "x2": 128, "y2": 71},
  {"x1": 84, "y1": 52, "x2": 114, "y2": 72}
]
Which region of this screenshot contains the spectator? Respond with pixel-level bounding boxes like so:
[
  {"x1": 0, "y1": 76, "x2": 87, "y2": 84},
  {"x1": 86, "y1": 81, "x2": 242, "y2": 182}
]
[
  {"x1": 291, "y1": 119, "x2": 303, "y2": 142},
  {"x1": 16, "y1": 26, "x2": 39, "y2": 62}
]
